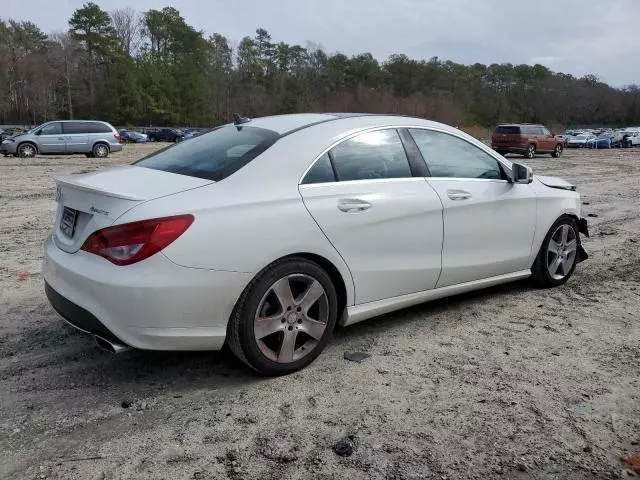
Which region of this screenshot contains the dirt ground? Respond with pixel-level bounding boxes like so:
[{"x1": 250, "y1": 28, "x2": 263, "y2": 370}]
[{"x1": 1, "y1": 144, "x2": 639, "y2": 480}]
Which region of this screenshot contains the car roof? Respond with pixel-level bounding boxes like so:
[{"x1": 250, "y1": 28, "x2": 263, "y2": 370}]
[{"x1": 234, "y1": 112, "x2": 461, "y2": 137}]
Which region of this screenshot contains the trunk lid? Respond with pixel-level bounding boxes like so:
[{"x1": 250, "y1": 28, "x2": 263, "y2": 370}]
[{"x1": 53, "y1": 165, "x2": 212, "y2": 253}]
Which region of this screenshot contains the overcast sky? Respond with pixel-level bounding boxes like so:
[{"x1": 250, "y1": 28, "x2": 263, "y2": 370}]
[{"x1": 3, "y1": 0, "x2": 639, "y2": 86}]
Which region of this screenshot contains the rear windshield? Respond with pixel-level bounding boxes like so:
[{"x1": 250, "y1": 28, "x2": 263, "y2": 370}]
[
  {"x1": 135, "y1": 126, "x2": 279, "y2": 181},
  {"x1": 494, "y1": 126, "x2": 521, "y2": 135}
]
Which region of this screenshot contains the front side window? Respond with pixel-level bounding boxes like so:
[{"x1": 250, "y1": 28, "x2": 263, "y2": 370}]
[
  {"x1": 39, "y1": 123, "x2": 62, "y2": 135},
  {"x1": 135, "y1": 125, "x2": 279, "y2": 181},
  {"x1": 330, "y1": 129, "x2": 412, "y2": 181},
  {"x1": 541, "y1": 127, "x2": 551, "y2": 136},
  {"x1": 409, "y1": 129, "x2": 504, "y2": 180}
]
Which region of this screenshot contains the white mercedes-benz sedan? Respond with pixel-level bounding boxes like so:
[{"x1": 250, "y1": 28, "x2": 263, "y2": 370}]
[{"x1": 44, "y1": 113, "x2": 589, "y2": 375}]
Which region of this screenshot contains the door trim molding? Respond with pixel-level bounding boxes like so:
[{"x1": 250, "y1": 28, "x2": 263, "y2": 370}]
[{"x1": 341, "y1": 269, "x2": 531, "y2": 326}]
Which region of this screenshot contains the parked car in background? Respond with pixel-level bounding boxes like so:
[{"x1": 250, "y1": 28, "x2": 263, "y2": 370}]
[
  {"x1": 556, "y1": 134, "x2": 571, "y2": 147},
  {"x1": 147, "y1": 128, "x2": 184, "y2": 142},
  {"x1": 43, "y1": 113, "x2": 589, "y2": 375},
  {"x1": 585, "y1": 135, "x2": 613, "y2": 149},
  {"x1": 119, "y1": 129, "x2": 148, "y2": 143},
  {"x1": 622, "y1": 130, "x2": 640, "y2": 147},
  {"x1": 0, "y1": 120, "x2": 122, "y2": 158},
  {"x1": 567, "y1": 134, "x2": 595, "y2": 148},
  {"x1": 491, "y1": 124, "x2": 564, "y2": 159},
  {"x1": 182, "y1": 128, "x2": 202, "y2": 140}
]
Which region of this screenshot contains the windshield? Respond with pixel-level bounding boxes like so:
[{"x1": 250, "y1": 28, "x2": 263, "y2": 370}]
[{"x1": 135, "y1": 125, "x2": 280, "y2": 181}]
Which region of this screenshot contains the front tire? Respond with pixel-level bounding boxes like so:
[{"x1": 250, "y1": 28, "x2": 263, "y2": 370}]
[
  {"x1": 552, "y1": 144, "x2": 563, "y2": 158},
  {"x1": 525, "y1": 144, "x2": 536, "y2": 159},
  {"x1": 17, "y1": 142, "x2": 37, "y2": 158},
  {"x1": 227, "y1": 257, "x2": 338, "y2": 376},
  {"x1": 531, "y1": 215, "x2": 581, "y2": 288}
]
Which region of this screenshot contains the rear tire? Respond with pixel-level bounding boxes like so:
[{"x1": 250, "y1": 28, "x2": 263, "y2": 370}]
[
  {"x1": 524, "y1": 144, "x2": 536, "y2": 159},
  {"x1": 227, "y1": 257, "x2": 338, "y2": 376},
  {"x1": 92, "y1": 143, "x2": 109, "y2": 158},
  {"x1": 551, "y1": 144, "x2": 563, "y2": 158},
  {"x1": 531, "y1": 215, "x2": 581, "y2": 288}
]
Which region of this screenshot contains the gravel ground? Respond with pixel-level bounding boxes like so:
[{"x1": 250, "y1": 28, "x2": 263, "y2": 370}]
[{"x1": 1, "y1": 144, "x2": 639, "y2": 480}]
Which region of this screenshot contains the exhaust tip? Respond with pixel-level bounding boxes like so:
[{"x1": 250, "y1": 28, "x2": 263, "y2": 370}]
[{"x1": 94, "y1": 335, "x2": 130, "y2": 354}]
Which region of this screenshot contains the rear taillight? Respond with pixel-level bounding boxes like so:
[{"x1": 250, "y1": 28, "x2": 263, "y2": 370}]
[
  {"x1": 114, "y1": 133, "x2": 122, "y2": 143},
  {"x1": 81, "y1": 214, "x2": 194, "y2": 266}
]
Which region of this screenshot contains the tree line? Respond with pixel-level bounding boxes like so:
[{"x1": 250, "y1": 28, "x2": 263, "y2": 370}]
[{"x1": 1, "y1": 3, "x2": 639, "y2": 128}]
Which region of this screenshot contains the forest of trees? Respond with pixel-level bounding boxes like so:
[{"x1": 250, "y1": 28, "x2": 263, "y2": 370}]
[{"x1": 1, "y1": 3, "x2": 639, "y2": 128}]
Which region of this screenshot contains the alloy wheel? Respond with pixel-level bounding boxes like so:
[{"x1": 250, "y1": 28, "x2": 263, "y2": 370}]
[
  {"x1": 94, "y1": 145, "x2": 108, "y2": 158},
  {"x1": 527, "y1": 145, "x2": 535, "y2": 159},
  {"x1": 554, "y1": 145, "x2": 562, "y2": 156},
  {"x1": 546, "y1": 224, "x2": 577, "y2": 280},
  {"x1": 254, "y1": 274, "x2": 329, "y2": 364},
  {"x1": 19, "y1": 144, "x2": 36, "y2": 158}
]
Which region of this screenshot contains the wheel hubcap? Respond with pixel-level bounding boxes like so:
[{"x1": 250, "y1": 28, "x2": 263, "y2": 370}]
[
  {"x1": 254, "y1": 274, "x2": 329, "y2": 364},
  {"x1": 547, "y1": 224, "x2": 577, "y2": 280},
  {"x1": 22, "y1": 145, "x2": 34, "y2": 157},
  {"x1": 96, "y1": 146, "x2": 107, "y2": 156}
]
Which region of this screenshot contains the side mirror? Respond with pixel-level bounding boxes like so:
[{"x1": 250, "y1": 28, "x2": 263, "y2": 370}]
[
  {"x1": 511, "y1": 162, "x2": 533, "y2": 184},
  {"x1": 34, "y1": 130, "x2": 41, "y2": 135}
]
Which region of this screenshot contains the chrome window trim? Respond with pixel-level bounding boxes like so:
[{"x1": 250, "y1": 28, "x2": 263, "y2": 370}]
[
  {"x1": 299, "y1": 176, "x2": 429, "y2": 190},
  {"x1": 299, "y1": 124, "x2": 513, "y2": 185}
]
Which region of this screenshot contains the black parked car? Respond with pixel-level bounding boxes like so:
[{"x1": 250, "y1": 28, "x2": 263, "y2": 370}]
[{"x1": 147, "y1": 128, "x2": 184, "y2": 142}]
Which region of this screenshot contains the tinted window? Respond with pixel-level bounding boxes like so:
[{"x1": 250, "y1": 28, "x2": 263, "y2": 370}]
[
  {"x1": 330, "y1": 129, "x2": 411, "y2": 181},
  {"x1": 494, "y1": 126, "x2": 520, "y2": 135},
  {"x1": 409, "y1": 129, "x2": 504, "y2": 180},
  {"x1": 39, "y1": 123, "x2": 62, "y2": 135},
  {"x1": 135, "y1": 125, "x2": 279, "y2": 181},
  {"x1": 541, "y1": 127, "x2": 551, "y2": 135},
  {"x1": 63, "y1": 122, "x2": 90, "y2": 134},
  {"x1": 85, "y1": 122, "x2": 112, "y2": 134},
  {"x1": 302, "y1": 153, "x2": 335, "y2": 184}
]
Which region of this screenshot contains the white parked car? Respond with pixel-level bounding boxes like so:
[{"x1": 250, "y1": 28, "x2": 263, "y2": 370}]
[
  {"x1": 44, "y1": 114, "x2": 589, "y2": 375},
  {"x1": 567, "y1": 134, "x2": 595, "y2": 148},
  {"x1": 622, "y1": 129, "x2": 640, "y2": 147}
]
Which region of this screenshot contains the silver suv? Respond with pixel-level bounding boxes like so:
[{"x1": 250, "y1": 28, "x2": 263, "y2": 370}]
[{"x1": 0, "y1": 120, "x2": 123, "y2": 158}]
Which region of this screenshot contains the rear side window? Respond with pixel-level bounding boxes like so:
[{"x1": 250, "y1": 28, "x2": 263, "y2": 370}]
[
  {"x1": 86, "y1": 122, "x2": 113, "y2": 134},
  {"x1": 495, "y1": 126, "x2": 520, "y2": 135},
  {"x1": 63, "y1": 122, "x2": 90, "y2": 134},
  {"x1": 330, "y1": 129, "x2": 412, "y2": 181},
  {"x1": 302, "y1": 153, "x2": 335, "y2": 184},
  {"x1": 135, "y1": 125, "x2": 279, "y2": 181}
]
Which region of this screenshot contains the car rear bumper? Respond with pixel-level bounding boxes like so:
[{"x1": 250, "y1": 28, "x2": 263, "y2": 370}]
[
  {"x1": 109, "y1": 143, "x2": 124, "y2": 153},
  {"x1": 43, "y1": 236, "x2": 251, "y2": 351}
]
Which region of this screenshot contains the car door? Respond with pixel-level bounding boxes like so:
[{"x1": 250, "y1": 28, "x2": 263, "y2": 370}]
[
  {"x1": 299, "y1": 128, "x2": 443, "y2": 304},
  {"x1": 540, "y1": 126, "x2": 555, "y2": 152},
  {"x1": 62, "y1": 122, "x2": 89, "y2": 153},
  {"x1": 408, "y1": 128, "x2": 537, "y2": 288},
  {"x1": 36, "y1": 122, "x2": 65, "y2": 153}
]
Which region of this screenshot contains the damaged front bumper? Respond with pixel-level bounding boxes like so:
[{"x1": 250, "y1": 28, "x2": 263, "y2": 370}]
[{"x1": 577, "y1": 218, "x2": 589, "y2": 263}]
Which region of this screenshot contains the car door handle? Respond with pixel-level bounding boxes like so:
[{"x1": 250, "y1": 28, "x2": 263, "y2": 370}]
[
  {"x1": 337, "y1": 198, "x2": 372, "y2": 213},
  {"x1": 446, "y1": 190, "x2": 472, "y2": 201}
]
